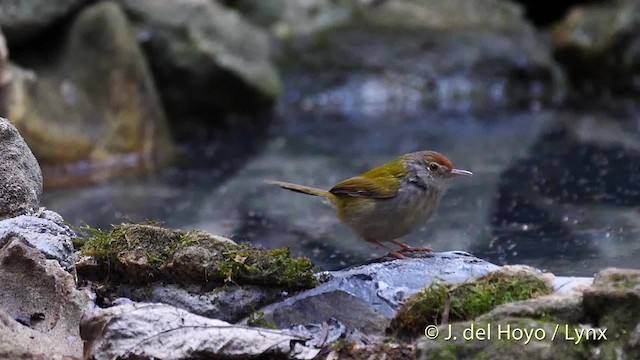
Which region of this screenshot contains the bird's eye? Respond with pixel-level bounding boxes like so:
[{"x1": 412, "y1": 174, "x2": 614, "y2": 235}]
[{"x1": 428, "y1": 163, "x2": 439, "y2": 172}]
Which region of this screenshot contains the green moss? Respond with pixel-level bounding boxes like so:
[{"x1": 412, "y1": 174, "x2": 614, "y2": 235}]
[
  {"x1": 215, "y1": 243, "x2": 319, "y2": 288},
  {"x1": 331, "y1": 339, "x2": 348, "y2": 352},
  {"x1": 246, "y1": 311, "x2": 279, "y2": 329},
  {"x1": 391, "y1": 271, "x2": 554, "y2": 337},
  {"x1": 80, "y1": 222, "x2": 192, "y2": 265},
  {"x1": 78, "y1": 223, "x2": 319, "y2": 288},
  {"x1": 609, "y1": 273, "x2": 640, "y2": 289},
  {"x1": 438, "y1": 343, "x2": 458, "y2": 360}
]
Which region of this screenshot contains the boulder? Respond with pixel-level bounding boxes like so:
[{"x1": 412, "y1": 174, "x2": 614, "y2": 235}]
[
  {"x1": 118, "y1": 0, "x2": 282, "y2": 122},
  {"x1": 232, "y1": 0, "x2": 352, "y2": 38},
  {"x1": 583, "y1": 268, "x2": 640, "y2": 337},
  {"x1": 0, "y1": 30, "x2": 9, "y2": 116},
  {"x1": 277, "y1": 0, "x2": 565, "y2": 116},
  {"x1": 7, "y1": 1, "x2": 173, "y2": 187},
  {"x1": 553, "y1": 0, "x2": 640, "y2": 94},
  {"x1": 0, "y1": 117, "x2": 42, "y2": 219},
  {"x1": 0, "y1": 239, "x2": 92, "y2": 359},
  {"x1": 0, "y1": 0, "x2": 87, "y2": 44}
]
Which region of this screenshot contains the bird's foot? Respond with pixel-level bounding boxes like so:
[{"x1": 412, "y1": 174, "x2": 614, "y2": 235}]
[
  {"x1": 400, "y1": 246, "x2": 433, "y2": 253},
  {"x1": 391, "y1": 240, "x2": 433, "y2": 253},
  {"x1": 369, "y1": 239, "x2": 408, "y2": 260},
  {"x1": 387, "y1": 250, "x2": 406, "y2": 259}
]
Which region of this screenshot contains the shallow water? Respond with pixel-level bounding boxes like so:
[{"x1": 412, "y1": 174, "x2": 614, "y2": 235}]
[{"x1": 44, "y1": 105, "x2": 640, "y2": 276}]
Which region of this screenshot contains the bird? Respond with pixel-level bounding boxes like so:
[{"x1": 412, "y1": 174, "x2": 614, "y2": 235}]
[{"x1": 266, "y1": 151, "x2": 472, "y2": 259}]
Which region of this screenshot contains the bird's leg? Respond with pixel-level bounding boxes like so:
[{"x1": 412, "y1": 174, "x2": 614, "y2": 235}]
[
  {"x1": 368, "y1": 239, "x2": 406, "y2": 259},
  {"x1": 391, "y1": 239, "x2": 433, "y2": 253}
]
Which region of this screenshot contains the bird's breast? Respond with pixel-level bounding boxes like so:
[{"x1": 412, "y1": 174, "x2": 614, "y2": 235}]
[{"x1": 337, "y1": 183, "x2": 443, "y2": 242}]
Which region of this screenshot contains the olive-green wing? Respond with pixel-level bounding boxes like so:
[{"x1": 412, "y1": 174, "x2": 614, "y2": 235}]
[
  {"x1": 330, "y1": 157, "x2": 407, "y2": 199},
  {"x1": 329, "y1": 175, "x2": 401, "y2": 199}
]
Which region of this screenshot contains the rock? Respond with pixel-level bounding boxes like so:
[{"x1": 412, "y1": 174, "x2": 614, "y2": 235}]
[
  {"x1": 0, "y1": 309, "x2": 80, "y2": 359},
  {"x1": 553, "y1": 276, "x2": 593, "y2": 293},
  {"x1": 247, "y1": 252, "x2": 499, "y2": 339},
  {"x1": 416, "y1": 317, "x2": 586, "y2": 360},
  {"x1": 80, "y1": 302, "x2": 320, "y2": 360},
  {"x1": 119, "y1": 283, "x2": 289, "y2": 322},
  {"x1": 0, "y1": 0, "x2": 87, "y2": 44},
  {"x1": 329, "y1": 341, "x2": 417, "y2": 360},
  {"x1": 583, "y1": 268, "x2": 640, "y2": 337},
  {"x1": 256, "y1": 290, "x2": 390, "y2": 337},
  {"x1": 480, "y1": 289, "x2": 585, "y2": 324},
  {"x1": 553, "y1": 0, "x2": 640, "y2": 94},
  {"x1": 0, "y1": 30, "x2": 9, "y2": 117},
  {"x1": 118, "y1": 0, "x2": 282, "y2": 122},
  {"x1": 0, "y1": 210, "x2": 76, "y2": 271},
  {"x1": 232, "y1": 0, "x2": 352, "y2": 38},
  {"x1": 78, "y1": 223, "x2": 318, "y2": 288},
  {"x1": 7, "y1": 1, "x2": 174, "y2": 187},
  {"x1": 0, "y1": 117, "x2": 42, "y2": 219},
  {"x1": 0, "y1": 239, "x2": 92, "y2": 358},
  {"x1": 413, "y1": 267, "x2": 638, "y2": 359},
  {"x1": 278, "y1": 0, "x2": 564, "y2": 116},
  {"x1": 390, "y1": 265, "x2": 555, "y2": 337}
]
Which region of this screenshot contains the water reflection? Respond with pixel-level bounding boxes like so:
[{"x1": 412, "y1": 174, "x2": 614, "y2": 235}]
[
  {"x1": 477, "y1": 117, "x2": 640, "y2": 275},
  {"x1": 43, "y1": 106, "x2": 640, "y2": 276}
]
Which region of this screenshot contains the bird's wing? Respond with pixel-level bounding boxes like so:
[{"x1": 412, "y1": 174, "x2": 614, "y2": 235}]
[{"x1": 329, "y1": 176, "x2": 400, "y2": 199}]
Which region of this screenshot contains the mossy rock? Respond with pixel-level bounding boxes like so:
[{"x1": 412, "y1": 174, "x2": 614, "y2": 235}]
[
  {"x1": 390, "y1": 268, "x2": 554, "y2": 337},
  {"x1": 416, "y1": 317, "x2": 595, "y2": 360},
  {"x1": 78, "y1": 223, "x2": 318, "y2": 289}
]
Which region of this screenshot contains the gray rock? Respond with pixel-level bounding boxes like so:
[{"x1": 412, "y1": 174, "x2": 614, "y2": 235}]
[
  {"x1": 119, "y1": 0, "x2": 282, "y2": 118},
  {"x1": 0, "y1": 239, "x2": 92, "y2": 358},
  {"x1": 415, "y1": 267, "x2": 639, "y2": 359},
  {"x1": 0, "y1": 117, "x2": 42, "y2": 219},
  {"x1": 553, "y1": 276, "x2": 593, "y2": 293},
  {"x1": 233, "y1": 0, "x2": 352, "y2": 38},
  {"x1": 249, "y1": 252, "x2": 499, "y2": 337},
  {"x1": 0, "y1": 0, "x2": 87, "y2": 44},
  {"x1": 416, "y1": 317, "x2": 581, "y2": 360},
  {"x1": 279, "y1": 0, "x2": 564, "y2": 114},
  {"x1": 553, "y1": 0, "x2": 640, "y2": 94},
  {"x1": 583, "y1": 268, "x2": 640, "y2": 336},
  {"x1": 120, "y1": 283, "x2": 289, "y2": 322},
  {"x1": 317, "y1": 251, "x2": 500, "y2": 318},
  {"x1": 0, "y1": 210, "x2": 76, "y2": 271},
  {"x1": 81, "y1": 302, "x2": 320, "y2": 360},
  {"x1": 480, "y1": 289, "x2": 585, "y2": 324},
  {"x1": 0, "y1": 29, "x2": 9, "y2": 117},
  {"x1": 257, "y1": 289, "x2": 390, "y2": 337},
  {"x1": 7, "y1": 1, "x2": 173, "y2": 186}
]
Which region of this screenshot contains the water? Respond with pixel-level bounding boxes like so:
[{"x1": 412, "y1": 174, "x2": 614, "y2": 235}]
[{"x1": 43, "y1": 104, "x2": 640, "y2": 277}]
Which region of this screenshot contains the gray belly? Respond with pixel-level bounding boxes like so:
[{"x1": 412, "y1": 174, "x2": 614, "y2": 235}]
[{"x1": 338, "y1": 185, "x2": 442, "y2": 242}]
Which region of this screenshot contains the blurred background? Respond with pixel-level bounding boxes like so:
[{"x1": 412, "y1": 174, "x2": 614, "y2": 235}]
[{"x1": 1, "y1": 0, "x2": 639, "y2": 276}]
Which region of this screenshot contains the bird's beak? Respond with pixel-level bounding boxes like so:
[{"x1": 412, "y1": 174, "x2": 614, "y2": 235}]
[{"x1": 448, "y1": 168, "x2": 473, "y2": 178}]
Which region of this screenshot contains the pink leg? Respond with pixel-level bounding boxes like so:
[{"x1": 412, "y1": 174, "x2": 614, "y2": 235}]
[
  {"x1": 368, "y1": 239, "x2": 406, "y2": 259},
  {"x1": 391, "y1": 240, "x2": 433, "y2": 253}
]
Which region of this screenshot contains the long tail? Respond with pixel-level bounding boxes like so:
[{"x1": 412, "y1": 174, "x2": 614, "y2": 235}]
[{"x1": 264, "y1": 180, "x2": 337, "y2": 202}]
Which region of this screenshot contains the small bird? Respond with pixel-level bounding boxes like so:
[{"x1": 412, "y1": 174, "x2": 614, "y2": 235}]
[{"x1": 266, "y1": 151, "x2": 472, "y2": 259}]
